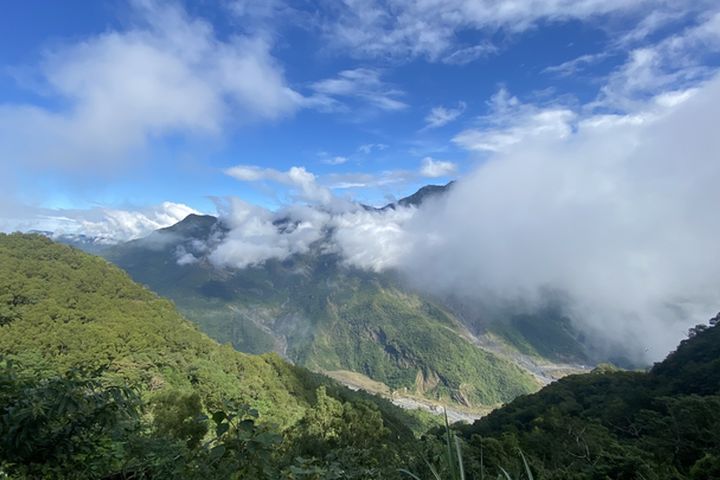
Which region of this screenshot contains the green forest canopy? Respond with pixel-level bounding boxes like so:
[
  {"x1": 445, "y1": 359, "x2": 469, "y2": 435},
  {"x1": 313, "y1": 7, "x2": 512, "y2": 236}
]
[{"x1": 1, "y1": 233, "x2": 719, "y2": 479}]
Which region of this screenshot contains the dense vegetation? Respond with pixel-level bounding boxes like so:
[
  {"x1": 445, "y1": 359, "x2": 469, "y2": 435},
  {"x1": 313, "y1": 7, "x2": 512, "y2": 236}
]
[
  {"x1": 306, "y1": 287, "x2": 536, "y2": 406},
  {"x1": 3, "y1": 233, "x2": 718, "y2": 479},
  {"x1": 452, "y1": 318, "x2": 720, "y2": 479},
  {"x1": 102, "y1": 214, "x2": 538, "y2": 408},
  {"x1": 0, "y1": 234, "x2": 439, "y2": 479}
]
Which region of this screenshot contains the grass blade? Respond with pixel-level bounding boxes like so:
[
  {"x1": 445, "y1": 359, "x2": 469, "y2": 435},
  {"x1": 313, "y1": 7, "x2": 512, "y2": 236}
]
[
  {"x1": 426, "y1": 459, "x2": 443, "y2": 480},
  {"x1": 480, "y1": 437, "x2": 484, "y2": 480},
  {"x1": 454, "y1": 434, "x2": 466, "y2": 480},
  {"x1": 398, "y1": 469, "x2": 424, "y2": 480},
  {"x1": 443, "y1": 408, "x2": 459, "y2": 479},
  {"x1": 519, "y1": 449, "x2": 533, "y2": 480},
  {"x1": 498, "y1": 466, "x2": 513, "y2": 480}
]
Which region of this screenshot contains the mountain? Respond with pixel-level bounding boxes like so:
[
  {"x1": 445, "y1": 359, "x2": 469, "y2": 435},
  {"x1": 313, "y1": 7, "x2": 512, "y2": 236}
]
[
  {"x1": 57, "y1": 184, "x2": 590, "y2": 412},
  {"x1": 4, "y1": 232, "x2": 718, "y2": 479},
  {"x1": 452, "y1": 317, "x2": 720, "y2": 479},
  {"x1": 101, "y1": 212, "x2": 539, "y2": 411},
  {"x1": 361, "y1": 180, "x2": 454, "y2": 211},
  {"x1": 386, "y1": 181, "x2": 455, "y2": 209},
  {"x1": 0, "y1": 233, "x2": 435, "y2": 478},
  {"x1": 0, "y1": 233, "x2": 400, "y2": 428}
]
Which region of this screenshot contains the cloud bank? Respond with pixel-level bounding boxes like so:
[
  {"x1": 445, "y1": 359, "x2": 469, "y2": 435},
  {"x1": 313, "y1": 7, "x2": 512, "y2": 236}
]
[
  {"x1": 403, "y1": 75, "x2": 720, "y2": 362},
  {"x1": 1, "y1": 201, "x2": 199, "y2": 243},
  {"x1": 204, "y1": 73, "x2": 720, "y2": 364}
]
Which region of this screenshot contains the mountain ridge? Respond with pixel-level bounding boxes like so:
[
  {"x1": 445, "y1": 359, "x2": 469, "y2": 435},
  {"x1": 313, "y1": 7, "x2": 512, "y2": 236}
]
[
  {"x1": 3, "y1": 230, "x2": 718, "y2": 478},
  {"x1": 94, "y1": 185, "x2": 582, "y2": 410},
  {"x1": 54, "y1": 183, "x2": 589, "y2": 411}
]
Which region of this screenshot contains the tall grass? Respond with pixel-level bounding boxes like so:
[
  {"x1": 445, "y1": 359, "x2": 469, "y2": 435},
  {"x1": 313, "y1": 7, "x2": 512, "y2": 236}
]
[{"x1": 399, "y1": 409, "x2": 534, "y2": 480}]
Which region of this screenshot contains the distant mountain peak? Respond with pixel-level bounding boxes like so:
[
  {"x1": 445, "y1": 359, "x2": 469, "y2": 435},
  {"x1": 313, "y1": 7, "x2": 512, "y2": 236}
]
[
  {"x1": 382, "y1": 181, "x2": 454, "y2": 210},
  {"x1": 158, "y1": 213, "x2": 219, "y2": 236}
]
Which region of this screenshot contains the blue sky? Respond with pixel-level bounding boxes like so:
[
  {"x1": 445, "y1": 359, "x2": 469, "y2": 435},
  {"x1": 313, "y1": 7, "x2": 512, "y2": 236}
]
[{"x1": 1, "y1": 0, "x2": 719, "y2": 238}]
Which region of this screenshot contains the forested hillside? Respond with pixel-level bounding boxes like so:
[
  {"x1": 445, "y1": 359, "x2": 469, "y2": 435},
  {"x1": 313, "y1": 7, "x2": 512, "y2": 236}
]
[
  {"x1": 0, "y1": 234, "x2": 436, "y2": 479},
  {"x1": 452, "y1": 317, "x2": 720, "y2": 479},
  {"x1": 3, "y1": 233, "x2": 718, "y2": 479},
  {"x1": 102, "y1": 213, "x2": 539, "y2": 409}
]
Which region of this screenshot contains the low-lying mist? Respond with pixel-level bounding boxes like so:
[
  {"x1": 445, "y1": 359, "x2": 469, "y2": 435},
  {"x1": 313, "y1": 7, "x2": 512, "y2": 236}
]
[{"x1": 404, "y1": 76, "x2": 720, "y2": 362}]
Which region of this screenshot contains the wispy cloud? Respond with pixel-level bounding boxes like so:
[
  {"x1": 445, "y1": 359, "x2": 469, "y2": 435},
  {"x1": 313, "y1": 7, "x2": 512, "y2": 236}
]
[
  {"x1": 323, "y1": 155, "x2": 349, "y2": 165},
  {"x1": 543, "y1": 52, "x2": 610, "y2": 77},
  {"x1": 310, "y1": 68, "x2": 408, "y2": 112},
  {"x1": 318, "y1": 0, "x2": 683, "y2": 62},
  {"x1": 423, "y1": 102, "x2": 466, "y2": 129},
  {"x1": 454, "y1": 88, "x2": 575, "y2": 152},
  {"x1": 358, "y1": 143, "x2": 389, "y2": 154},
  {"x1": 419, "y1": 157, "x2": 457, "y2": 178},
  {"x1": 225, "y1": 165, "x2": 334, "y2": 205},
  {"x1": 0, "y1": 201, "x2": 199, "y2": 242},
  {"x1": 443, "y1": 43, "x2": 498, "y2": 65},
  {"x1": 598, "y1": 10, "x2": 720, "y2": 109}
]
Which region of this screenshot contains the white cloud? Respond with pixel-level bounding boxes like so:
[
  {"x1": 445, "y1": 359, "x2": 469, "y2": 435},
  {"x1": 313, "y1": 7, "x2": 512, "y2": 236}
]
[
  {"x1": 225, "y1": 163, "x2": 420, "y2": 198},
  {"x1": 319, "y1": 0, "x2": 686, "y2": 62},
  {"x1": 443, "y1": 43, "x2": 498, "y2": 65},
  {"x1": 424, "y1": 102, "x2": 466, "y2": 129},
  {"x1": 599, "y1": 10, "x2": 720, "y2": 109},
  {"x1": 543, "y1": 52, "x2": 610, "y2": 77},
  {"x1": 310, "y1": 68, "x2": 407, "y2": 112},
  {"x1": 454, "y1": 88, "x2": 576, "y2": 152},
  {"x1": 206, "y1": 192, "x2": 416, "y2": 272},
  {"x1": 70, "y1": 202, "x2": 200, "y2": 241},
  {"x1": 0, "y1": 0, "x2": 303, "y2": 172},
  {"x1": 175, "y1": 245, "x2": 199, "y2": 265},
  {"x1": 330, "y1": 207, "x2": 415, "y2": 271},
  {"x1": 323, "y1": 156, "x2": 349, "y2": 165},
  {"x1": 325, "y1": 170, "x2": 412, "y2": 189},
  {"x1": 225, "y1": 165, "x2": 334, "y2": 205},
  {"x1": 403, "y1": 74, "x2": 720, "y2": 363},
  {"x1": 613, "y1": 9, "x2": 687, "y2": 46},
  {"x1": 358, "y1": 143, "x2": 389, "y2": 154},
  {"x1": 419, "y1": 157, "x2": 457, "y2": 178},
  {"x1": 209, "y1": 198, "x2": 330, "y2": 268},
  {"x1": 2, "y1": 201, "x2": 200, "y2": 243}
]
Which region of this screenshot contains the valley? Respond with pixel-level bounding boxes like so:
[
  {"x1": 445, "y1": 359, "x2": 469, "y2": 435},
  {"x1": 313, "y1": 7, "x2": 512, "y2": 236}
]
[
  {"x1": 324, "y1": 369, "x2": 489, "y2": 424},
  {"x1": 14, "y1": 184, "x2": 608, "y2": 425},
  {"x1": 83, "y1": 185, "x2": 594, "y2": 414},
  {"x1": 3, "y1": 3, "x2": 719, "y2": 477}
]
